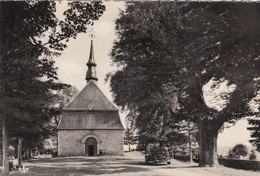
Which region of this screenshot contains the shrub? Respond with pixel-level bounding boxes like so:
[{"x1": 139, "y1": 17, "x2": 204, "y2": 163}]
[{"x1": 249, "y1": 150, "x2": 257, "y2": 160}]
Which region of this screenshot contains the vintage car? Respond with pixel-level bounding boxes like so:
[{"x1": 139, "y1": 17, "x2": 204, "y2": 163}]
[{"x1": 145, "y1": 148, "x2": 171, "y2": 165}]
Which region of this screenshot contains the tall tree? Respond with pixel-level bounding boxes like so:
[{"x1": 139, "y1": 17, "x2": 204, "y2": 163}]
[
  {"x1": 247, "y1": 94, "x2": 260, "y2": 151},
  {"x1": 166, "y1": 120, "x2": 198, "y2": 162},
  {"x1": 124, "y1": 127, "x2": 135, "y2": 152},
  {"x1": 248, "y1": 115, "x2": 260, "y2": 152},
  {"x1": 0, "y1": 1, "x2": 105, "y2": 174},
  {"x1": 249, "y1": 149, "x2": 257, "y2": 160},
  {"x1": 108, "y1": 1, "x2": 260, "y2": 167}
]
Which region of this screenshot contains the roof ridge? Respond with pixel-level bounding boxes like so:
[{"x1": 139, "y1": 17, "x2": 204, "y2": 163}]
[{"x1": 65, "y1": 81, "x2": 118, "y2": 110}]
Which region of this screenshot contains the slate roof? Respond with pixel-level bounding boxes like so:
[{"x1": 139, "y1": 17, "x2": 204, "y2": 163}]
[
  {"x1": 58, "y1": 81, "x2": 124, "y2": 130},
  {"x1": 65, "y1": 81, "x2": 117, "y2": 111}
]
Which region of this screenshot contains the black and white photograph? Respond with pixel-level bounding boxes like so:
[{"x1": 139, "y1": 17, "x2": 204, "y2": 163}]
[{"x1": 0, "y1": 0, "x2": 260, "y2": 175}]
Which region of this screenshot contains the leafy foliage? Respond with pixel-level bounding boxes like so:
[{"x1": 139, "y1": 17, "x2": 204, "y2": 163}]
[
  {"x1": 228, "y1": 144, "x2": 248, "y2": 159},
  {"x1": 108, "y1": 1, "x2": 260, "y2": 166},
  {"x1": 0, "y1": 1, "x2": 104, "y2": 131},
  {"x1": 0, "y1": 1, "x2": 105, "y2": 173},
  {"x1": 109, "y1": 1, "x2": 260, "y2": 129},
  {"x1": 51, "y1": 86, "x2": 79, "y2": 128}
]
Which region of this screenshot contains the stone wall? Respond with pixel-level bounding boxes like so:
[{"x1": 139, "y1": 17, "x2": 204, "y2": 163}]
[{"x1": 58, "y1": 129, "x2": 124, "y2": 156}]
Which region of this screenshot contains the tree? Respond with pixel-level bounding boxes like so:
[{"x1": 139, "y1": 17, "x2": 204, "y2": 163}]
[
  {"x1": 247, "y1": 92, "x2": 259, "y2": 152},
  {"x1": 0, "y1": 1, "x2": 105, "y2": 174},
  {"x1": 249, "y1": 149, "x2": 257, "y2": 160},
  {"x1": 183, "y1": 120, "x2": 198, "y2": 163},
  {"x1": 124, "y1": 127, "x2": 136, "y2": 152},
  {"x1": 229, "y1": 144, "x2": 248, "y2": 159},
  {"x1": 248, "y1": 117, "x2": 260, "y2": 152},
  {"x1": 51, "y1": 86, "x2": 79, "y2": 129},
  {"x1": 165, "y1": 120, "x2": 198, "y2": 162},
  {"x1": 108, "y1": 1, "x2": 260, "y2": 167}
]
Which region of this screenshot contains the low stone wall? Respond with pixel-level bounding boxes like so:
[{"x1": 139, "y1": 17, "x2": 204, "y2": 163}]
[{"x1": 218, "y1": 158, "x2": 260, "y2": 171}]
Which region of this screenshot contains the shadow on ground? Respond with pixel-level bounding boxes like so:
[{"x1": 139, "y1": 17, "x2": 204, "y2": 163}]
[
  {"x1": 6, "y1": 153, "x2": 203, "y2": 176},
  {"x1": 9, "y1": 156, "x2": 150, "y2": 176},
  {"x1": 10, "y1": 166, "x2": 148, "y2": 176}
]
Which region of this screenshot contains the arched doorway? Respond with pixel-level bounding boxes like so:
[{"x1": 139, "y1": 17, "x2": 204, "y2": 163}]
[{"x1": 85, "y1": 137, "x2": 97, "y2": 156}]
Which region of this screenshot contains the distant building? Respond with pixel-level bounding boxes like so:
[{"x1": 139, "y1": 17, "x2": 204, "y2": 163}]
[{"x1": 57, "y1": 38, "x2": 124, "y2": 157}]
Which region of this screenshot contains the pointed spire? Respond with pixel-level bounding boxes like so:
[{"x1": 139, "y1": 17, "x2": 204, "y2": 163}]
[{"x1": 86, "y1": 28, "x2": 98, "y2": 82}]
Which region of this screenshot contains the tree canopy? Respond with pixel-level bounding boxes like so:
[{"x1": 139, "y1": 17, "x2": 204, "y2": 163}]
[
  {"x1": 108, "y1": 1, "x2": 260, "y2": 167},
  {"x1": 0, "y1": 1, "x2": 105, "y2": 174},
  {"x1": 228, "y1": 144, "x2": 248, "y2": 159},
  {"x1": 0, "y1": 1, "x2": 105, "y2": 126}
]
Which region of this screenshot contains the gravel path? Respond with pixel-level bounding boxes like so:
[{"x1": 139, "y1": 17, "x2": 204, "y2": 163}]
[{"x1": 1, "y1": 151, "x2": 258, "y2": 176}]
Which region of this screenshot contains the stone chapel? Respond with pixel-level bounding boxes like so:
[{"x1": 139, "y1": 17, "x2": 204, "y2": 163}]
[{"x1": 57, "y1": 39, "x2": 124, "y2": 157}]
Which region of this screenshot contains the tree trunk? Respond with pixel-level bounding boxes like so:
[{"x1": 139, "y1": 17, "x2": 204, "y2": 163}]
[
  {"x1": 55, "y1": 131, "x2": 58, "y2": 157},
  {"x1": 24, "y1": 141, "x2": 30, "y2": 159},
  {"x1": 28, "y1": 137, "x2": 32, "y2": 158},
  {"x1": 172, "y1": 144, "x2": 175, "y2": 159},
  {"x1": 128, "y1": 143, "x2": 131, "y2": 152},
  {"x1": 17, "y1": 137, "x2": 22, "y2": 168},
  {"x1": 2, "y1": 119, "x2": 9, "y2": 175},
  {"x1": 188, "y1": 121, "x2": 193, "y2": 163},
  {"x1": 199, "y1": 119, "x2": 219, "y2": 167}
]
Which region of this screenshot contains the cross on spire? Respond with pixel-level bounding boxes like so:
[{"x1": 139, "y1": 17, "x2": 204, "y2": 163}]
[{"x1": 89, "y1": 27, "x2": 95, "y2": 39}]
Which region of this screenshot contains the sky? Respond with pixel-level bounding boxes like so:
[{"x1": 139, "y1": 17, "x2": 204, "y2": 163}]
[{"x1": 54, "y1": 1, "x2": 254, "y2": 150}]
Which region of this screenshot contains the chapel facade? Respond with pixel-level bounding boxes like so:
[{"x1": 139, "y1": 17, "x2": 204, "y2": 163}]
[{"x1": 57, "y1": 39, "x2": 124, "y2": 157}]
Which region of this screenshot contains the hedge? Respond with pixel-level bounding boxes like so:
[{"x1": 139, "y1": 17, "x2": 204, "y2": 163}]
[
  {"x1": 218, "y1": 158, "x2": 260, "y2": 171},
  {"x1": 174, "y1": 155, "x2": 260, "y2": 171}
]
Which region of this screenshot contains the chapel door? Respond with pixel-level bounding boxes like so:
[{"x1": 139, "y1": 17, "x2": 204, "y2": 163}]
[{"x1": 85, "y1": 137, "x2": 97, "y2": 156}]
